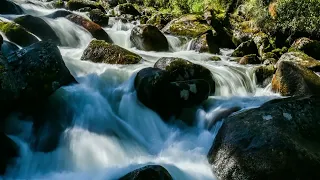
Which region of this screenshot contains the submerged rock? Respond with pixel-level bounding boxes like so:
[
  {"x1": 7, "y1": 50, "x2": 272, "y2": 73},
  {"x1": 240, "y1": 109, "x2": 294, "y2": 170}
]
[
  {"x1": 162, "y1": 14, "x2": 213, "y2": 38},
  {"x1": 272, "y1": 61, "x2": 320, "y2": 96},
  {"x1": 0, "y1": 0, "x2": 23, "y2": 15},
  {"x1": 289, "y1": 37, "x2": 320, "y2": 60},
  {"x1": 66, "y1": 14, "x2": 112, "y2": 43},
  {"x1": 208, "y1": 96, "x2": 320, "y2": 180},
  {"x1": 0, "y1": 21, "x2": 39, "y2": 47},
  {"x1": 130, "y1": 24, "x2": 169, "y2": 52},
  {"x1": 14, "y1": 15, "x2": 61, "y2": 45},
  {"x1": 81, "y1": 40, "x2": 141, "y2": 64},
  {"x1": 0, "y1": 132, "x2": 18, "y2": 175},
  {"x1": 88, "y1": 9, "x2": 109, "y2": 27},
  {"x1": 0, "y1": 41, "x2": 76, "y2": 116},
  {"x1": 119, "y1": 165, "x2": 173, "y2": 180},
  {"x1": 114, "y1": 3, "x2": 141, "y2": 16},
  {"x1": 135, "y1": 57, "x2": 214, "y2": 120}
]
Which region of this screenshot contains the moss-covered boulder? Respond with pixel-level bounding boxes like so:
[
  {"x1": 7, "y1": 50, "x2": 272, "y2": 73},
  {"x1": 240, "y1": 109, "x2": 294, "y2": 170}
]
[
  {"x1": 254, "y1": 65, "x2": 276, "y2": 87},
  {"x1": 239, "y1": 54, "x2": 260, "y2": 65},
  {"x1": 272, "y1": 60, "x2": 320, "y2": 96},
  {"x1": 253, "y1": 32, "x2": 274, "y2": 57},
  {"x1": 162, "y1": 14, "x2": 213, "y2": 38},
  {"x1": 130, "y1": 24, "x2": 169, "y2": 51},
  {"x1": 289, "y1": 37, "x2": 320, "y2": 60},
  {"x1": 51, "y1": 0, "x2": 65, "y2": 9},
  {"x1": 189, "y1": 30, "x2": 219, "y2": 54},
  {"x1": 0, "y1": 41, "x2": 76, "y2": 116},
  {"x1": 114, "y1": 3, "x2": 141, "y2": 16},
  {"x1": 88, "y1": 9, "x2": 109, "y2": 27},
  {"x1": 0, "y1": 132, "x2": 18, "y2": 175},
  {"x1": 107, "y1": 0, "x2": 127, "y2": 8},
  {"x1": 81, "y1": 40, "x2": 141, "y2": 64},
  {"x1": 146, "y1": 13, "x2": 173, "y2": 29},
  {"x1": 14, "y1": 15, "x2": 61, "y2": 45},
  {"x1": 208, "y1": 95, "x2": 320, "y2": 180},
  {"x1": 0, "y1": 21, "x2": 39, "y2": 47},
  {"x1": 278, "y1": 52, "x2": 320, "y2": 71},
  {"x1": 67, "y1": 0, "x2": 104, "y2": 11},
  {"x1": 66, "y1": 14, "x2": 112, "y2": 43},
  {"x1": 45, "y1": 10, "x2": 73, "y2": 19},
  {"x1": 232, "y1": 40, "x2": 257, "y2": 57},
  {"x1": 140, "y1": 15, "x2": 148, "y2": 24},
  {"x1": 0, "y1": 0, "x2": 23, "y2": 15},
  {"x1": 119, "y1": 165, "x2": 173, "y2": 180}
]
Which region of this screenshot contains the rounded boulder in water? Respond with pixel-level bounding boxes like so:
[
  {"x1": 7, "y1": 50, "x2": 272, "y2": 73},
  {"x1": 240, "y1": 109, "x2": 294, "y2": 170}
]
[
  {"x1": 0, "y1": 0, "x2": 23, "y2": 15},
  {"x1": 14, "y1": 15, "x2": 61, "y2": 45},
  {"x1": 119, "y1": 165, "x2": 173, "y2": 180},
  {"x1": 130, "y1": 24, "x2": 169, "y2": 52},
  {"x1": 89, "y1": 9, "x2": 109, "y2": 27}
]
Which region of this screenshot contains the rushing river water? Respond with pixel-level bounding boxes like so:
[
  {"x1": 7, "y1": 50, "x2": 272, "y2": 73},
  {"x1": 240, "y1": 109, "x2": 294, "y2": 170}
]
[{"x1": 0, "y1": 1, "x2": 279, "y2": 179}]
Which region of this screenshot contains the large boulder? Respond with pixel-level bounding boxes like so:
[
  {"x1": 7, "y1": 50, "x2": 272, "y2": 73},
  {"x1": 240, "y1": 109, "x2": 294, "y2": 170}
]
[
  {"x1": 162, "y1": 15, "x2": 213, "y2": 38},
  {"x1": 14, "y1": 15, "x2": 61, "y2": 45},
  {"x1": 146, "y1": 13, "x2": 173, "y2": 29},
  {"x1": 208, "y1": 96, "x2": 320, "y2": 180},
  {"x1": 66, "y1": 0, "x2": 104, "y2": 11},
  {"x1": 0, "y1": 132, "x2": 18, "y2": 175},
  {"x1": 119, "y1": 165, "x2": 173, "y2": 180},
  {"x1": 189, "y1": 31, "x2": 219, "y2": 54},
  {"x1": 88, "y1": 9, "x2": 109, "y2": 27},
  {"x1": 114, "y1": 3, "x2": 141, "y2": 16},
  {"x1": 0, "y1": 0, "x2": 23, "y2": 15},
  {"x1": 0, "y1": 21, "x2": 39, "y2": 47},
  {"x1": 135, "y1": 57, "x2": 215, "y2": 120},
  {"x1": 66, "y1": 14, "x2": 112, "y2": 43},
  {"x1": 289, "y1": 37, "x2": 320, "y2": 60},
  {"x1": 277, "y1": 51, "x2": 320, "y2": 71},
  {"x1": 81, "y1": 40, "x2": 141, "y2": 64},
  {"x1": 130, "y1": 25, "x2": 169, "y2": 51},
  {"x1": 0, "y1": 41, "x2": 76, "y2": 116},
  {"x1": 232, "y1": 40, "x2": 258, "y2": 57},
  {"x1": 271, "y1": 61, "x2": 320, "y2": 96}
]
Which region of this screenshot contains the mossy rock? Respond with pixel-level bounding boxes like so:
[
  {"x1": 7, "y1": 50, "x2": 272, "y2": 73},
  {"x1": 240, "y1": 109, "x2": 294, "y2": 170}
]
[
  {"x1": 278, "y1": 51, "x2": 320, "y2": 71},
  {"x1": 0, "y1": 21, "x2": 39, "y2": 47},
  {"x1": 189, "y1": 31, "x2": 219, "y2": 54},
  {"x1": 140, "y1": 15, "x2": 148, "y2": 24},
  {"x1": 253, "y1": 32, "x2": 275, "y2": 57},
  {"x1": 261, "y1": 52, "x2": 278, "y2": 61},
  {"x1": 210, "y1": 56, "x2": 222, "y2": 61},
  {"x1": 239, "y1": 54, "x2": 261, "y2": 65},
  {"x1": 88, "y1": 9, "x2": 109, "y2": 27},
  {"x1": 67, "y1": 0, "x2": 103, "y2": 11},
  {"x1": 271, "y1": 47, "x2": 288, "y2": 57},
  {"x1": 130, "y1": 24, "x2": 169, "y2": 52},
  {"x1": 81, "y1": 39, "x2": 141, "y2": 64},
  {"x1": 254, "y1": 64, "x2": 276, "y2": 87},
  {"x1": 232, "y1": 40, "x2": 257, "y2": 57},
  {"x1": 14, "y1": 15, "x2": 61, "y2": 45},
  {"x1": 272, "y1": 61, "x2": 320, "y2": 96},
  {"x1": 288, "y1": 37, "x2": 320, "y2": 60},
  {"x1": 162, "y1": 14, "x2": 214, "y2": 38},
  {"x1": 114, "y1": 3, "x2": 141, "y2": 16},
  {"x1": 146, "y1": 12, "x2": 173, "y2": 29},
  {"x1": 51, "y1": 0, "x2": 65, "y2": 8}
]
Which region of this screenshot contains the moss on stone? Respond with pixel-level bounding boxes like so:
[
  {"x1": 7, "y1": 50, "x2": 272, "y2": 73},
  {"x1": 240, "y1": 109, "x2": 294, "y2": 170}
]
[{"x1": 67, "y1": 0, "x2": 101, "y2": 11}]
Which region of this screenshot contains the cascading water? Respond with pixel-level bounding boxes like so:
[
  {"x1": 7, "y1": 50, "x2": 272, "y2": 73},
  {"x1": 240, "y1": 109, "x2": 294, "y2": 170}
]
[{"x1": 1, "y1": 1, "x2": 280, "y2": 180}]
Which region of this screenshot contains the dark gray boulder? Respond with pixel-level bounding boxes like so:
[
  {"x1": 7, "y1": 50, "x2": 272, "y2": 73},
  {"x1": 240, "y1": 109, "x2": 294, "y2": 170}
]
[
  {"x1": 119, "y1": 165, "x2": 173, "y2": 180},
  {"x1": 0, "y1": 0, "x2": 23, "y2": 15}
]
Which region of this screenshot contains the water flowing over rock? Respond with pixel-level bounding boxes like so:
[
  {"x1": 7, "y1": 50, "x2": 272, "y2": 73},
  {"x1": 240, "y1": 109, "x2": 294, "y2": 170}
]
[
  {"x1": 81, "y1": 40, "x2": 141, "y2": 64},
  {"x1": 119, "y1": 165, "x2": 173, "y2": 180},
  {"x1": 0, "y1": 41, "x2": 76, "y2": 116},
  {"x1": 1, "y1": 41, "x2": 19, "y2": 57},
  {"x1": 0, "y1": 132, "x2": 18, "y2": 175},
  {"x1": 0, "y1": 21, "x2": 39, "y2": 47},
  {"x1": 0, "y1": 0, "x2": 23, "y2": 15},
  {"x1": 45, "y1": 10, "x2": 73, "y2": 19},
  {"x1": 208, "y1": 95, "x2": 320, "y2": 180},
  {"x1": 272, "y1": 61, "x2": 320, "y2": 96},
  {"x1": 66, "y1": 14, "x2": 113, "y2": 43},
  {"x1": 130, "y1": 24, "x2": 169, "y2": 52},
  {"x1": 14, "y1": 15, "x2": 61, "y2": 45}
]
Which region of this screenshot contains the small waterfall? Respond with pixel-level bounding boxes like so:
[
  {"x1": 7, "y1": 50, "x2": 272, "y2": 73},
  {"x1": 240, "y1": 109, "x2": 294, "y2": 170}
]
[{"x1": 0, "y1": 1, "x2": 280, "y2": 180}]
